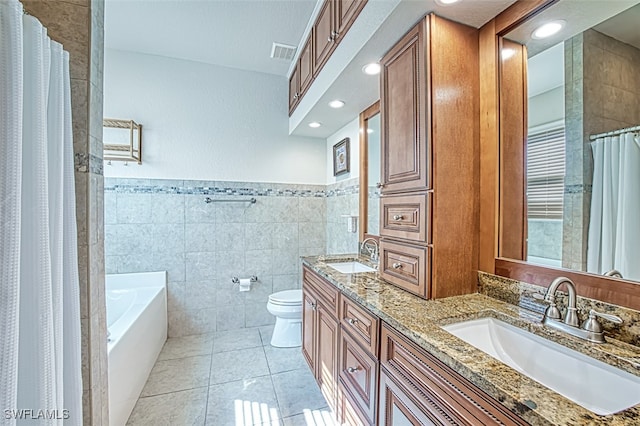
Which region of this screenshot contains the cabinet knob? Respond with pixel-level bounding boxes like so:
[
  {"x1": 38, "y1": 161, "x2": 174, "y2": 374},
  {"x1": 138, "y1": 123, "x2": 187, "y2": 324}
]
[
  {"x1": 376, "y1": 182, "x2": 384, "y2": 188},
  {"x1": 347, "y1": 366, "x2": 360, "y2": 374},
  {"x1": 346, "y1": 317, "x2": 358, "y2": 325},
  {"x1": 332, "y1": 31, "x2": 339, "y2": 38},
  {"x1": 392, "y1": 263, "x2": 403, "y2": 269},
  {"x1": 307, "y1": 301, "x2": 317, "y2": 311},
  {"x1": 393, "y1": 215, "x2": 404, "y2": 221},
  {"x1": 327, "y1": 36, "x2": 333, "y2": 42}
]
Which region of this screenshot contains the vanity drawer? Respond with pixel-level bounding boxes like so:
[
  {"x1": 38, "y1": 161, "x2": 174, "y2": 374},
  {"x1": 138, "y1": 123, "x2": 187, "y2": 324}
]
[
  {"x1": 379, "y1": 240, "x2": 431, "y2": 299},
  {"x1": 340, "y1": 295, "x2": 379, "y2": 357},
  {"x1": 380, "y1": 192, "x2": 431, "y2": 243},
  {"x1": 339, "y1": 329, "x2": 378, "y2": 425},
  {"x1": 380, "y1": 323, "x2": 529, "y2": 426},
  {"x1": 303, "y1": 266, "x2": 339, "y2": 317}
]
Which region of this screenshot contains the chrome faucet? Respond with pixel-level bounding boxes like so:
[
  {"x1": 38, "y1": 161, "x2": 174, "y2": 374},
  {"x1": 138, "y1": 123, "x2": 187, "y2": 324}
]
[
  {"x1": 544, "y1": 277, "x2": 579, "y2": 327},
  {"x1": 539, "y1": 277, "x2": 622, "y2": 343},
  {"x1": 603, "y1": 269, "x2": 623, "y2": 278},
  {"x1": 360, "y1": 238, "x2": 379, "y2": 263}
]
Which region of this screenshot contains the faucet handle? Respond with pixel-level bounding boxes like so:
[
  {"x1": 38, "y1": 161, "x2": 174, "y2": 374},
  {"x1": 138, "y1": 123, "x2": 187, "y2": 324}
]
[
  {"x1": 582, "y1": 309, "x2": 623, "y2": 333},
  {"x1": 533, "y1": 293, "x2": 562, "y2": 320}
]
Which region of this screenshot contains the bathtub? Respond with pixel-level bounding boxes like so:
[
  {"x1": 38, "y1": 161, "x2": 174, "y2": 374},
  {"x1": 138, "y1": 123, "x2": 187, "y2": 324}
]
[{"x1": 106, "y1": 271, "x2": 167, "y2": 426}]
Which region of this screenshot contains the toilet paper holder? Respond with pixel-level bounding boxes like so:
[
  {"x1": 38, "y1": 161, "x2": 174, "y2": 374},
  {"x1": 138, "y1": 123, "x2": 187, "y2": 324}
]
[{"x1": 232, "y1": 276, "x2": 258, "y2": 284}]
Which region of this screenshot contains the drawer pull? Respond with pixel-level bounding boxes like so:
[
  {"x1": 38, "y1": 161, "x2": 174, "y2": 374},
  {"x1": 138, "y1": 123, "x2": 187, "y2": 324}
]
[
  {"x1": 393, "y1": 214, "x2": 404, "y2": 221},
  {"x1": 346, "y1": 317, "x2": 359, "y2": 325},
  {"x1": 392, "y1": 263, "x2": 403, "y2": 269},
  {"x1": 347, "y1": 366, "x2": 360, "y2": 374}
]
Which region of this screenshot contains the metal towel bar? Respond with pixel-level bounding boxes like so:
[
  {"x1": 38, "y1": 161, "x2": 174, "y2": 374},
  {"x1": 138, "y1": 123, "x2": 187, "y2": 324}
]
[{"x1": 204, "y1": 197, "x2": 256, "y2": 204}]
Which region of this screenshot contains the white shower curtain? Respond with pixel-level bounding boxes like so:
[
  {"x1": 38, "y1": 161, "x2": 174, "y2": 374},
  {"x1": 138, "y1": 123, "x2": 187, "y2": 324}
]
[
  {"x1": 1, "y1": 1, "x2": 82, "y2": 424},
  {"x1": 587, "y1": 132, "x2": 640, "y2": 281}
]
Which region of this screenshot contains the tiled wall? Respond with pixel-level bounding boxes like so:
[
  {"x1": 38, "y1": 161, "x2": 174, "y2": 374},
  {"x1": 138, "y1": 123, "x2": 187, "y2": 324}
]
[
  {"x1": 527, "y1": 219, "x2": 562, "y2": 260},
  {"x1": 105, "y1": 178, "x2": 328, "y2": 337},
  {"x1": 325, "y1": 178, "x2": 360, "y2": 254},
  {"x1": 563, "y1": 29, "x2": 640, "y2": 270}
]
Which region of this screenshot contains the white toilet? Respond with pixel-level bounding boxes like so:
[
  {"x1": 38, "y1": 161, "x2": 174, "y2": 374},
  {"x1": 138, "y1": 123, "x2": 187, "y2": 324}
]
[{"x1": 266, "y1": 289, "x2": 303, "y2": 347}]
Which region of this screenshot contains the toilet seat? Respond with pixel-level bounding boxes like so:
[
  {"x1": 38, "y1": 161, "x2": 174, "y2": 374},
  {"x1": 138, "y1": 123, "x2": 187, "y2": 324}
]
[{"x1": 268, "y1": 289, "x2": 302, "y2": 306}]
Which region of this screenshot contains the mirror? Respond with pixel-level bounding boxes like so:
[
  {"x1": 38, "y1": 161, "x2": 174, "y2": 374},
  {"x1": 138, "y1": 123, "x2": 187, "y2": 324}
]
[
  {"x1": 358, "y1": 101, "x2": 381, "y2": 241},
  {"x1": 500, "y1": 1, "x2": 640, "y2": 282}
]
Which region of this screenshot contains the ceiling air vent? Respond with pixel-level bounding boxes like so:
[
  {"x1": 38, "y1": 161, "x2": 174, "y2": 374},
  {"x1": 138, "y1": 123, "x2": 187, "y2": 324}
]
[{"x1": 270, "y1": 42, "x2": 297, "y2": 61}]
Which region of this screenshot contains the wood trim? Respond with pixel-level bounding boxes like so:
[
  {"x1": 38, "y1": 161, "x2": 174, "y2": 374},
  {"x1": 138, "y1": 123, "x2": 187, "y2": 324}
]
[
  {"x1": 478, "y1": 20, "x2": 499, "y2": 274},
  {"x1": 495, "y1": 258, "x2": 640, "y2": 311},
  {"x1": 359, "y1": 100, "x2": 380, "y2": 242},
  {"x1": 498, "y1": 38, "x2": 527, "y2": 261},
  {"x1": 477, "y1": 0, "x2": 556, "y2": 272},
  {"x1": 494, "y1": 0, "x2": 559, "y2": 35}
]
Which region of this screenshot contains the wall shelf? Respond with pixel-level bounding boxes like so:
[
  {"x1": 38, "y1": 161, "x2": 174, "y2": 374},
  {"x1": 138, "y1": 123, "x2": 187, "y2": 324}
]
[{"x1": 103, "y1": 118, "x2": 142, "y2": 164}]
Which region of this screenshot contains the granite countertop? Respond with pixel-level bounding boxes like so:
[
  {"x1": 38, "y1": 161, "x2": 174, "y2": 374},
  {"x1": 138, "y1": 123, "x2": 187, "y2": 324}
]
[{"x1": 302, "y1": 254, "x2": 640, "y2": 426}]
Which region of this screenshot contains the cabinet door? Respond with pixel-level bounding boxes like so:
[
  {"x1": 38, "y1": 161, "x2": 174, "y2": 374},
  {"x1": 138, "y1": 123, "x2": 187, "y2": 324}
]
[
  {"x1": 335, "y1": 0, "x2": 367, "y2": 42},
  {"x1": 379, "y1": 370, "x2": 442, "y2": 426},
  {"x1": 380, "y1": 19, "x2": 430, "y2": 193},
  {"x1": 339, "y1": 330, "x2": 378, "y2": 424},
  {"x1": 316, "y1": 302, "x2": 339, "y2": 411},
  {"x1": 299, "y1": 34, "x2": 314, "y2": 94},
  {"x1": 313, "y1": 0, "x2": 335, "y2": 74},
  {"x1": 302, "y1": 288, "x2": 316, "y2": 371},
  {"x1": 288, "y1": 64, "x2": 300, "y2": 114}
]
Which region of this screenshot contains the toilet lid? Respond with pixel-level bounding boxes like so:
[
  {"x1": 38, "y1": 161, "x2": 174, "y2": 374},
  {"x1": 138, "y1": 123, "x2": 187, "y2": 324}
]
[{"x1": 269, "y1": 289, "x2": 302, "y2": 305}]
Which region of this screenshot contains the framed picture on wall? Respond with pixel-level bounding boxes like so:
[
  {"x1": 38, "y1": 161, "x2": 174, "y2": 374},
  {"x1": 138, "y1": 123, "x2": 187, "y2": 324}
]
[{"x1": 333, "y1": 138, "x2": 350, "y2": 176}]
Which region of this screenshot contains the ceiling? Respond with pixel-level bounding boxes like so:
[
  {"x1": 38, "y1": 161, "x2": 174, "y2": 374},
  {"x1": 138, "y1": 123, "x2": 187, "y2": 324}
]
[
  {"x1": 524, "y1": 1, "x2": 640, "y2": 100},
  {"x1": 104, "y1": 0, "x2": 317, "y2": 76},
  {"x1": 105, "y1": 0, "x2": 520, "y2": 138}
]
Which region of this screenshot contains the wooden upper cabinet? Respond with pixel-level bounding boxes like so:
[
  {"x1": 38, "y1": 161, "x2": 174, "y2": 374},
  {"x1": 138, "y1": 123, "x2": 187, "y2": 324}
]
[
  {"x1": 289, "y1": 0, "x2": 367, "y2": 116},
  {"x1": 335, "y1": 0, "x2": 367, "y2": 42},
  {"x1": 380, "y1": 20, "x2": 430, "y2": 194},
  {"x1": 313, "y1": 0, "x2": 336, "y2": 75},
  {"x1": 299, "y1": 35, "x2": 314, "y2": 94},
  {"x1": 288, "y1": 64, "x2": 300, "y2": 114}
]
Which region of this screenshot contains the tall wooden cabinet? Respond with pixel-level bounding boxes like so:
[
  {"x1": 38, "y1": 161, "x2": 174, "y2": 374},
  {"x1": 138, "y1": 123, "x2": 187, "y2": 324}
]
[{"x1": 379, "y1": 14, "x2": 479, "y2": 299}]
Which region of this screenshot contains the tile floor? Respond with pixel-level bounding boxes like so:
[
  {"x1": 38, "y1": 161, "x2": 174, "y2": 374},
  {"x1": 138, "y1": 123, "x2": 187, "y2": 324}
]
[{"x1": 127, "y1": 326, "x2": 337, "y2": 425}]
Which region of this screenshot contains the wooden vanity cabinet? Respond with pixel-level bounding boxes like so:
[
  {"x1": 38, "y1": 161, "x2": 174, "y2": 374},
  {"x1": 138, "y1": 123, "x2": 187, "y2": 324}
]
[
  {"x1": 379, "y1": 13, "x2": 479, "y2": 299},
  {"x1": 379, "y1": 324, "x2": 528, "y2": 426},
  {"x1": 338, "y1": 295, "x2": 381, "y2": 425},
  {"x1": 302, "y1": 267, "x2": 529, "y2": 425},
  {"x1": 302, "y1": 267, "x2": 340, "y2": 412}
]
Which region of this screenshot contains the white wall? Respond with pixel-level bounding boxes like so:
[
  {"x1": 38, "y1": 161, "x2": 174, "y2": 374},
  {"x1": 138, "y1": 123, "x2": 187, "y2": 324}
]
[
  {"x1": 325, "y1": 117, "x2": 360, "y2": 183},
  {"x1": 103, "y1": 49, "x2": 326, "y2": 184},
  {"x1": 528, "y1": 86, "x2": 565, "y2": 128}
]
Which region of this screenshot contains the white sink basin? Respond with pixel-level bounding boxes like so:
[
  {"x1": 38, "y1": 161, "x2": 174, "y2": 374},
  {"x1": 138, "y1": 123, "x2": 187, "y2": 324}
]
[
  {"x1": 326, "y1": 261, "x2": 376, "y2": 274},
  {"x1": 443, "y1": 317, "x2": 640, "y2": 415}
]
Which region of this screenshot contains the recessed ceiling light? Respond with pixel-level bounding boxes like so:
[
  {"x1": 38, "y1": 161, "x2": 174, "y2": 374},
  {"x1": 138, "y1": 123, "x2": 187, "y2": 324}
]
[
  {"x1": 329, "y1": 100, "x2": 345, "y2": 109},
  {"x1": 436, "y1": 0, "x2": 460, "y2": 5},
  {"x1": 532, "y1": 20, "x2": 565, "y2": 39},
  {"x1": 308, "y1": 121, "x2": 322, "y2": 128},
  {"x1": 362, "y1": 63, "x2": 381, "y2": 75}
]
